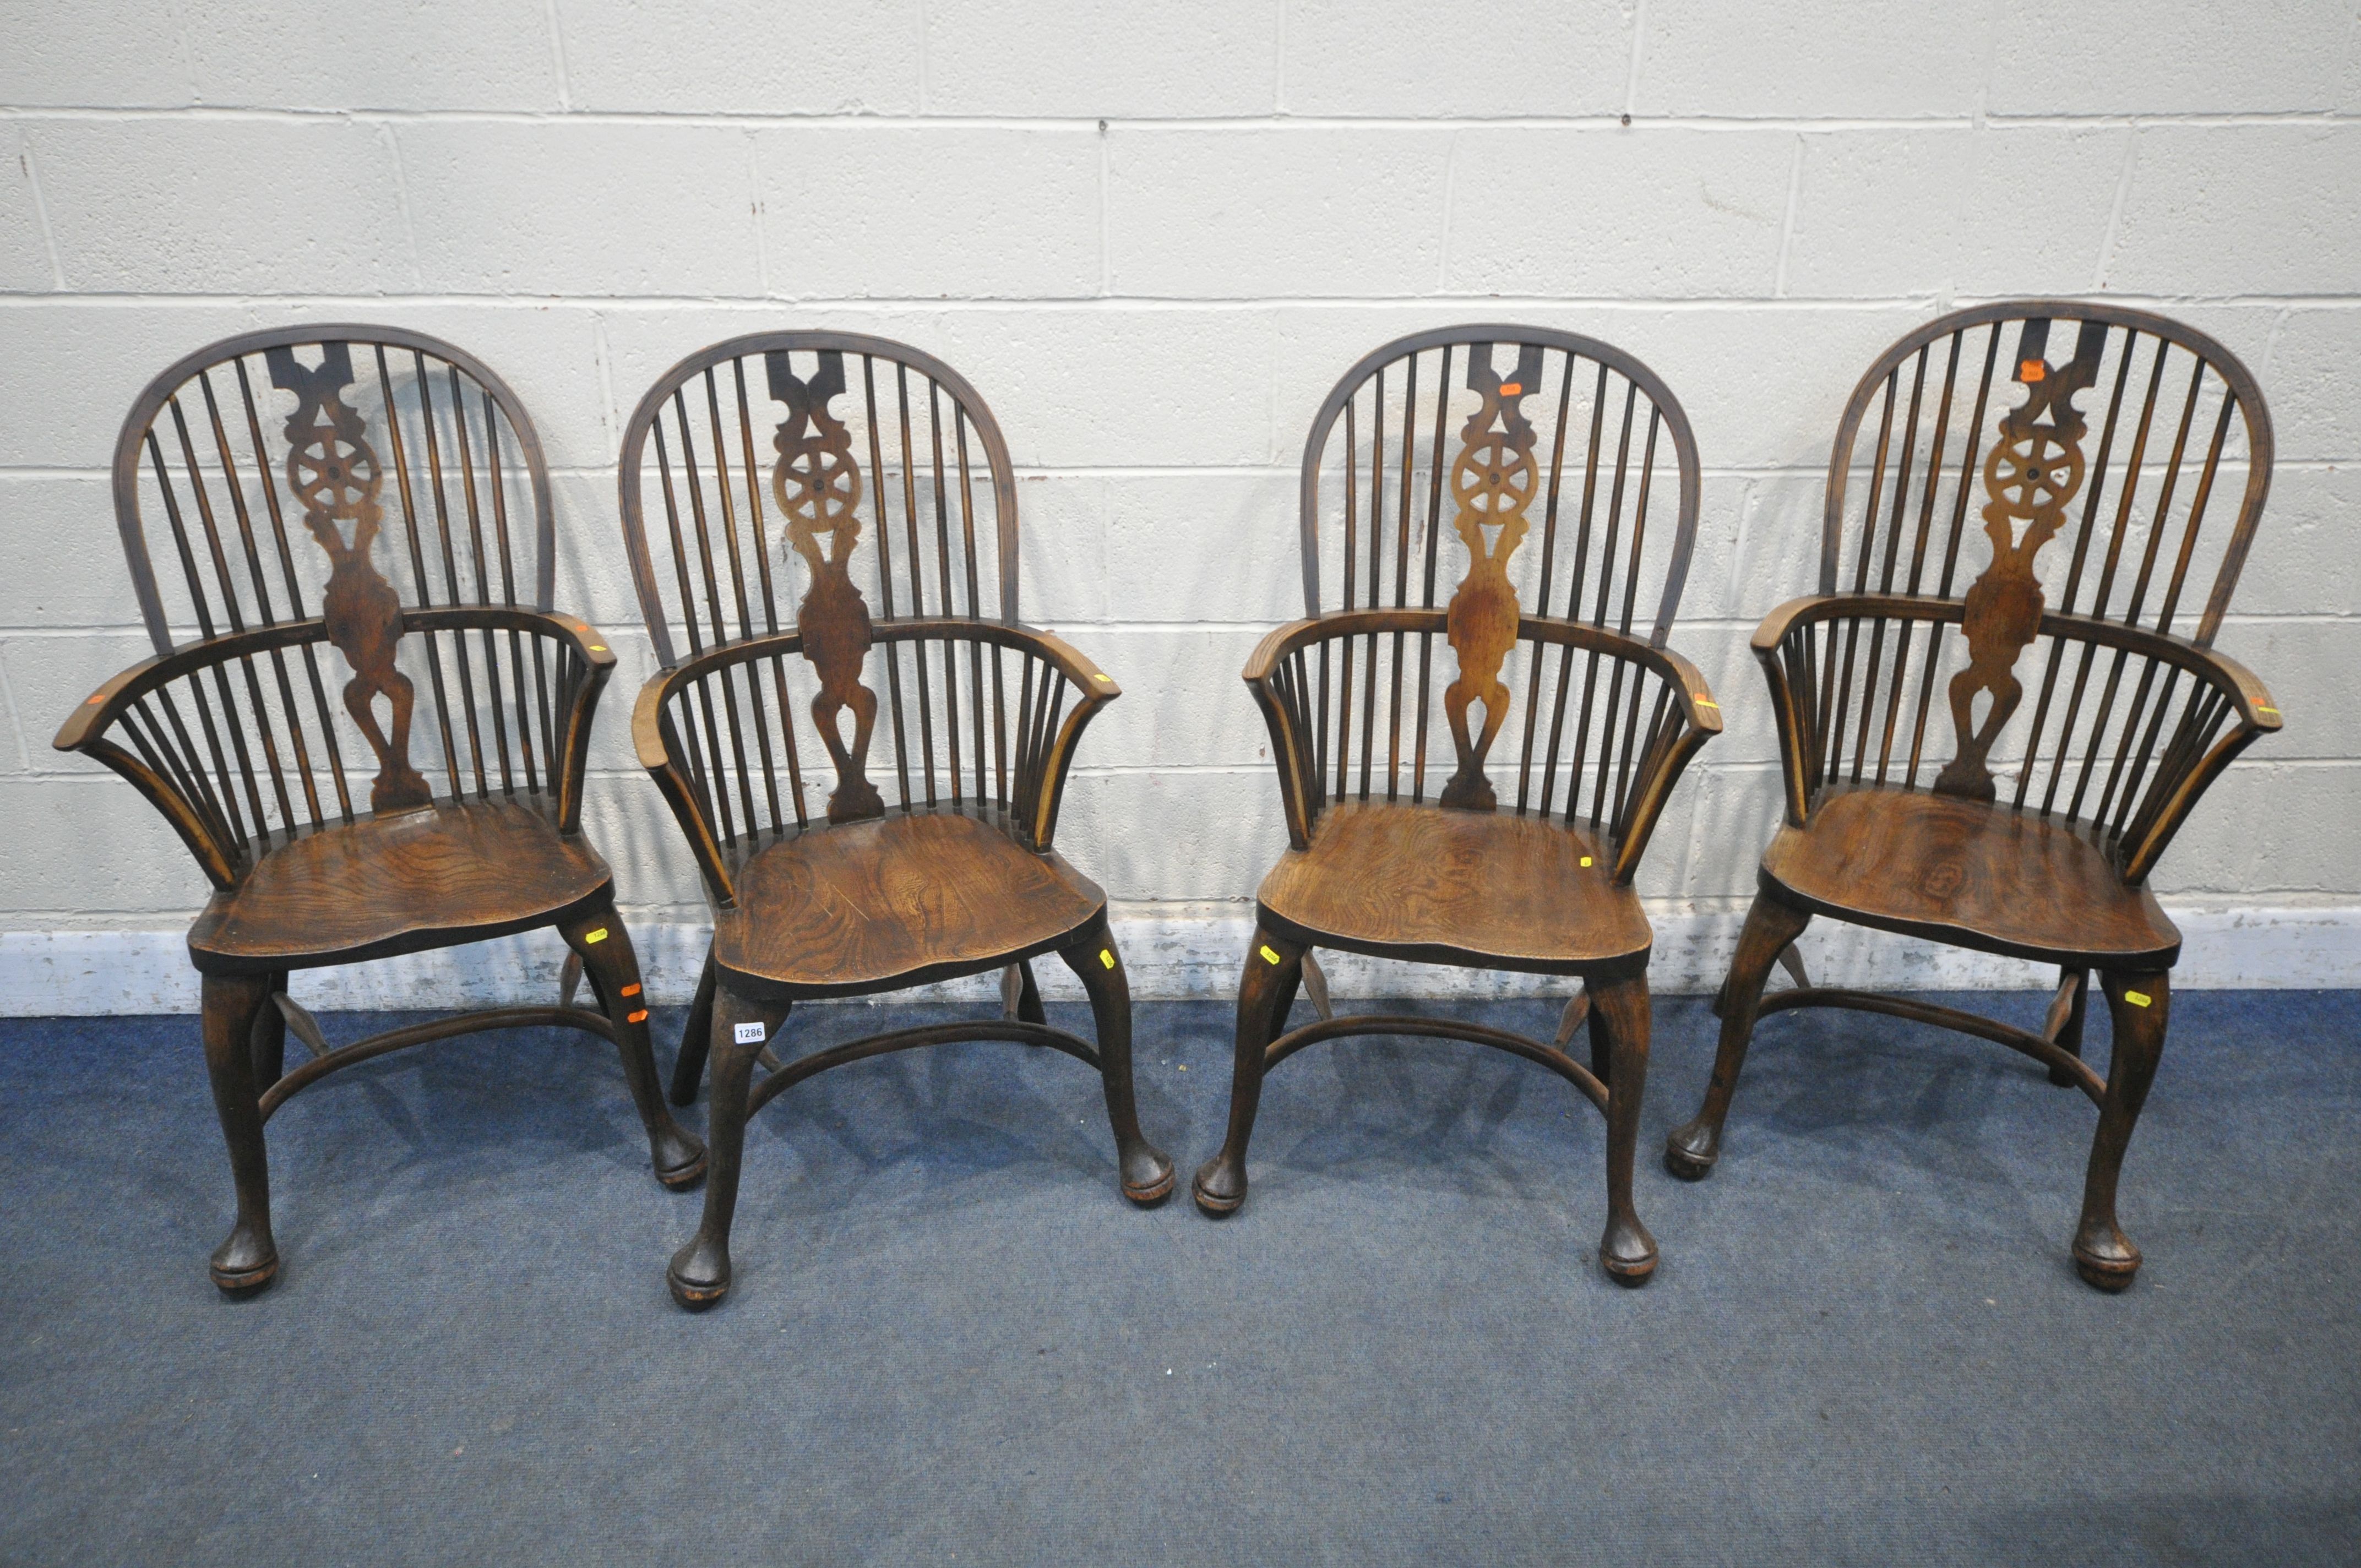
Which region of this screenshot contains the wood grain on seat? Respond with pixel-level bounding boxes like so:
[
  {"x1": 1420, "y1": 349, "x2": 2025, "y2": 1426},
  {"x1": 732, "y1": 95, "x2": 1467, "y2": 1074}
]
[
  {"x1": 1761, "y1": 785, "x2": 2180, "y2": 967},
  {"x1": 715, "y1": 806, "x2": 1105, "y2": 999},
  {"x1": 1256, "y1": 800, "x2": 1652, "y2": 975},
  {"x1": 188, "y1": 797, "x2": 611, "y2": 974}
]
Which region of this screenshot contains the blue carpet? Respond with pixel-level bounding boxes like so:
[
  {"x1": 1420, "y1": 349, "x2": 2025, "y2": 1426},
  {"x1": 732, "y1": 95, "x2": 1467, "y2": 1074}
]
[{"x1": 1, "y1": 990, "x2": 2355, "y2": 1565}]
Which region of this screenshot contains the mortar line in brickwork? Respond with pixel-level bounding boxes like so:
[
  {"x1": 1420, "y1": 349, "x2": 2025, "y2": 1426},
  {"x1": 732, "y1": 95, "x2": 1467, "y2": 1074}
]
[
  {"x1": 10, "y1": 292, "x2": 2361, "y2": 312},
  {"x1": 4, "y1": 105, "x2": 2353, "y2": 130}
]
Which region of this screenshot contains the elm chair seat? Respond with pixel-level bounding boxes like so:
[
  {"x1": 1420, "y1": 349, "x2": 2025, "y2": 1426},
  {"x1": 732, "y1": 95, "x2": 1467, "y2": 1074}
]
[
  {"x1": 713, "y1": 805, "x2": 1108, "y2": 999},
  {"x1": 188, "y1": 797, "x2": 613, "y2": 973},
  {"x1": 1255, "y1": 801, "x2": 1653, "y2": 974},
  {"x1": 1758, "y1": 786, "x2": 2182, "y2": 970}
]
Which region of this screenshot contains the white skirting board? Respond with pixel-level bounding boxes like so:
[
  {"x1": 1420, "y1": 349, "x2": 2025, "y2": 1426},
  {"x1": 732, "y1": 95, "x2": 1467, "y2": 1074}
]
[{"x1": 3, "y1": 904, "x2": 2358, "y2": 1016}]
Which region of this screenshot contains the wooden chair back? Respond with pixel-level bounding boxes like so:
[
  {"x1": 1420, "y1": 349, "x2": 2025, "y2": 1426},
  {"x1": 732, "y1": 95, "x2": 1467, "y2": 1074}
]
[
  {"x1": 1286, "y1": 325, "x2": 1704, "y2": 831},
  {"x1": 1800, "y1": 301, "x2": 2272, "y2": 832},
  {"x1": 104, "y1": 326, "x2": 579, "y2": 866},
  {"x1": 617, "y1": 331, "x2": 1054, "y2": 851}
]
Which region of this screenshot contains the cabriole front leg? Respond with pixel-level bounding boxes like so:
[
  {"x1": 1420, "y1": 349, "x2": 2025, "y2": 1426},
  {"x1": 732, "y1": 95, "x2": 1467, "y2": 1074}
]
[
  {"x1": 1058, "y1": 917, "x2": 1173, "y2": 1204},
  {"x1": 667, "y1": 985, "x2": 786, "y2": 1310},
  {"x1": 200, "y1": 972, "x2": 279, "y2": 1295},
  {"x1": 1193, "y1": 923, "x2": 1303, "y2": 1216},
  {"x1": 560, "y1": 903, "x2": 706, "y2": 1190},
  {"x1": 2073, "y1": 971, "x2": 2169, "y2": 1292},
  {"x1": 1665, "y1": 892, "x2": 1812, "y2": 1180},
  {"x1": 1588, "y1": 972, "x2": 1659, "y2": 1285}
]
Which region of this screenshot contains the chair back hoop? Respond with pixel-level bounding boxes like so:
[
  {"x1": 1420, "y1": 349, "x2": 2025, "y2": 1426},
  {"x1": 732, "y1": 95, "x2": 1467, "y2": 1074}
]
[
  {"x1": 616, "y1": 331, "x2": 1054, "y2": 845},
  {"x1": 1290, "y1": 324, "x2": 1704, "y2": 820},
  {"x1": 113, "y1": 324, "x2": 557, "y2": 649},
  {"x1": 616, "y1": 330, "x2": 1021, "y2": 672},
  {"x1": 1803, "y1": 300, "x2": 2275, "y2": 821},
  {"x1": 100, "y1": 325, "x2": 578, "y2": 850}
]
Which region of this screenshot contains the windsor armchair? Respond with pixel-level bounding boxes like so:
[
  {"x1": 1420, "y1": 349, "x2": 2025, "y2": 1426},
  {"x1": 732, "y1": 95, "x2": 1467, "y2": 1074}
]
[
  {"x1": 53, "y1": 326, "x2": 705, "y2": 1295},
  {"x1": 619, "y1": 331, "x2": 1171, "y2": 1310},
  {"x1": 1192, "y1": 326, "x2": 1721, "y2": 1284},
  {"x1": 1662, "y1": 301, "x2": 2280, "y2": 1291}
]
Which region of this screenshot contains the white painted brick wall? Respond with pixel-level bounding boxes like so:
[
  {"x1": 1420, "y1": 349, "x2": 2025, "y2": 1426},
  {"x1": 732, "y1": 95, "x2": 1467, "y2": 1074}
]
[{"x1": 3, "y1": 0, "x2": 2357, "y2": 1010}]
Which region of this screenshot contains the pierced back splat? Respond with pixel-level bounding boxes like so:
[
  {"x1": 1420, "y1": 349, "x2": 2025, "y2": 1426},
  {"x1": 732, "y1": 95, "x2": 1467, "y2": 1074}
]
[
  {"x1": 1440, "y1": 343, "x2": 1545, "y2": 811},
  {"x1": 264, "y1": 343, "x2": 430, "y2": 813},
  {"x1": 766, "y1": 349, "x2": 884, "y2": 823},
  {"x1": 1935, "y1": 319, "x2": 2107, "y2": 801}
]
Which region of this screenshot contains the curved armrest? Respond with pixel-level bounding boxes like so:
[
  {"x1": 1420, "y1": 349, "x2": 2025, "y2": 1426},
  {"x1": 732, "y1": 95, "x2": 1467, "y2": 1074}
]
[
  {"x1": 1751, "y1": 592, "x2": 2280, "y2": 878},
  {"x1": 53, "y1": 633, "x2": 287, "y2": 890},
  {"x1": 633, "y1": 618, "x2": 1118, "y2": 906},
  {"x1": 408, "y1": 606, "x2": 617, "y2": 832},
  {"x1": 1241, "y1": 609, "x2": 1721, "y2": 875}
]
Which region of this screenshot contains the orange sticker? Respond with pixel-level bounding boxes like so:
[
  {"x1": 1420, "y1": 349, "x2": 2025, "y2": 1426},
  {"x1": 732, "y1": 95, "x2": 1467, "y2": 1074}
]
[
  {"x1": 619, "y1": 982, "x2": 641, "y2": 997},
  {"x1": 2020, "y1": 358, "x2": 2047, "y2": 382},
  {"x1": 627, "y1": 1009, "x2": 649, "y2": 1024},
  {"x1": 1499, "y1": 382, "x2": 1523, "y2": 396}
]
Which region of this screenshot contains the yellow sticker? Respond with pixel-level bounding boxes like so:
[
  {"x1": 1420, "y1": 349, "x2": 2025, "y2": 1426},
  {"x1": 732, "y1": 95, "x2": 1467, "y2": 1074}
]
[
  {"x1": 1099, "y1": 949, "x2": 1116, "y2": 970},
  {"x1": 2257, "y1": 704, "x2": 2279, "y2": 716},
  {"x1": 1093, "y1": 673, "x2": 1113, "y2": 683},
  {"x1": 1581, "y1": 856, "x2": 1593, "y2": 868},
  {"x1": 589, "y1": 644, "x2": 607, "y2": 652},
  {"x1": 1259, "y1": 944, "x2": 1282, "y2": 966},
  {"x1": 1695, "y1": 697, "x2": 1719, "y2": 709},
  {"x1": 2124, "y1": 989, "x2": 2151, "y2": 1008},
  {"x1": 585, "y1": 928, "x2": 608, "y2": 944}
]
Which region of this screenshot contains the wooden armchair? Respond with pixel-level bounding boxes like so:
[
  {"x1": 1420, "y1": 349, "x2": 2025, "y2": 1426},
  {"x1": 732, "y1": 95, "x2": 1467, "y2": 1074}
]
[
  {"x1": 1662, "y1": 302, "x2": 2280, "y2": 1291},
  {"x1": 55, "y1": 326, "x2": 705, "y2": 1294},
  {"x1": 1191, "y1": 326, "x2": 1721, "y2": 1284},
  {"x1": 617, "y1": 332, "x2": 1171, "y2": 1309}
]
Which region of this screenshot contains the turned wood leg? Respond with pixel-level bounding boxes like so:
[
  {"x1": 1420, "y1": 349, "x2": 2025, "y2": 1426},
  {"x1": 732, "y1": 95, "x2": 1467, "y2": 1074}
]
[
  {"x1": 1588, "y1": 972, "x2": 1660, "y2": 1285},
  {"x1": 1058, "y1": 917, "x2": 1173, "y2": 1204},
  {"x1": 1584, "y1": 995, "x2": 1612, "y2": 1087},
  {"x1": 2073, "y1": 971, "x2": 2169, "y2": 1292},
  {"x1": 1666, "y1": 892, "x2": 1813, "y2": 1180},
  {"x1": 1193, "y1": 923, "x2": 1303, "y2": 1216},
  {"x1": 559, "y1": 903, "x2": 706, "y2": 1191},
  {"x1": 2048, "y1": 967, "x2": 2091, "y2": 1088},
  {"x1": 670, "y1": 944, "x2": 719, "y2": 1106},
  {"x1": 200, "y1": 972, "x2": 279, "y2": 1294},
  {"x1": 668, "y1": 985, "x2": 785, "y2": 1310},
  {"x1": 249, "y1": 970, "x2": 289, "y2": 1090}
]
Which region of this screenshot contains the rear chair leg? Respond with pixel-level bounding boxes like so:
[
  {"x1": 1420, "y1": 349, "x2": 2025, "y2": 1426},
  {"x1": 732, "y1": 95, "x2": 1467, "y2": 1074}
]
[
  {"x1": 560, "y1": 904, "x2": 706, "y2": 1190},
  {"x1": 2047, "y1": 967, "x2": 2090, "y2": 1087},
  {"x1": 200, "y1": 972, "x2": 280, "y2": 1295},
  {"x1": 668, "y1": 984, "x2": 785, "y2": 1310},
  {"x1": 1192, "y1": 923, "x2": 1303, "y2": 1216},
  {"x1": 1058, "y1": 918, "x2": 1173, "y2": 1204},
  {"x1": 1588, "y1": 973, "x2": 1660, "y2": 1285},
  {"x1": 1665, "y1": 892, "x2": 1812, "y2": 1180},
  {"x1": 2073, "y1": 971, "x2": 2169, "y2": 1292},
  {"x1": 249, "y1": 970, "x2": 289, "y2": 1090},
  {"x1": 670, "y1": 944, "x2": 719, "y2": 1106}
]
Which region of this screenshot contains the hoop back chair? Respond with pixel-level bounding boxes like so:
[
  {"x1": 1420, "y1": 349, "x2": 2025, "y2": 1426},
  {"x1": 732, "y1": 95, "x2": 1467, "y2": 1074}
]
[
  {"x1": 618, "y1": 331, "x2": 1171, "y2": 1309},
  {"x1": 54, "y1": 326, "x2": 705, "y2": 1294},
  {"x1": 1192, "y1": 326, "x2": 1722, "y2": 1284},
  {"x1": 1661, "y1": 301, "x2": 2280, "y2": 1290}
]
